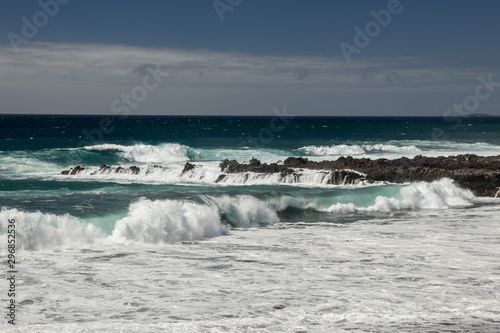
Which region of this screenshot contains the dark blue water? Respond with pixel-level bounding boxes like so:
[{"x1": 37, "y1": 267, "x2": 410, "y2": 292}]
[
  {"x1": 1, "y1": 114, "x2": 499, "y2": 235},
  {"x1": 2, "y1": 115, "x2": 499, "y2": 152}
]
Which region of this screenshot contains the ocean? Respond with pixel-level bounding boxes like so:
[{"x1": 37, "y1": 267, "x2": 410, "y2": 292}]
[{"x1": 1, "y1": 114, "x2": 499, "y2": 332}]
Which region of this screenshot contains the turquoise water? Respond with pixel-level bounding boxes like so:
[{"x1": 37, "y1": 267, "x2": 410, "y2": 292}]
[
  {"x1": 1, "y1": 115, "x2": 500, "y2": 244},
  {"x1": 2, "y1": 115, "x2": 500, "y2": 331}
]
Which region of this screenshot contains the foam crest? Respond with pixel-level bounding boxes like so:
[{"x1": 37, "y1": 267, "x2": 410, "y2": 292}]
[
  {"x1": 190, "y1": 148, "x2": 289, "y2": 163},
  {"x1": 111, "y1": 198, "x2": 226, "y2": 244},
  {"x1": 299, "y1": 144, "x2": 421, "y2": 156},
  {"x1": 84, "y1": 143, "x2": 189, "y2": 163},
  {"x1": 204, "y1": 195, "x2": 279, "y2": 227},
  {"x1": 299, "y1": 144, "x2": 365, "y2": 156},
  {"x1": 364, "y1": 144, "x2": 422, "y2": 152},
  {"x1": 323, "y1": 178, "x2": 474, "y2": 213},
  {"x1": 0, "y1": 208, "x2": 105, "y2": 250}
]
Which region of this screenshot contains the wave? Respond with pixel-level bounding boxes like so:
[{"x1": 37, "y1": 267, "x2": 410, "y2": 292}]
[
  {"x1": 298, "y1": 144, "x2": 422, "y2": 156},
  {"x1": 0, "y1": 195, "x2": 277, "y2": 249},
  {"x1": 0, "y1": 155, "x2": 62, "y2": 176},
  {"x1": 0, "y1": 208, "x2": 105, "y2": 250},
  {"x1": 84, "y1": 143, "x2": 189, "y2": 163},
  {"x1": 0, "y1": 178, "x2": 482, "y2": 250},
  {"x1": 298, "y1": 140, "x2": 500, "y2": 160},
  {"x1": 111, "y1": 198, "x2": 227, "y2": 244},
  {"x1": 322, "y1": 178, "x2": 474, "y2": 213},
  {"x1": 189, "y1": 147, "x2": 290, "y2": 163},
  {"x1": 201, "y1": 195, "x2": 279, "y2": 228}
]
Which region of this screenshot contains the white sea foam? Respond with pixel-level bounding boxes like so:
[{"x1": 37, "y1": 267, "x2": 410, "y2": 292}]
[
  {"x1": 58, "y1": 162, "x2": 367, "y2": 187},
  {"x1": 190, "y1": 147, "x2": 289, "y2": 163},
  {"x1": 300, "y1": 141, "x2": 500, "y2": 160},
  {"x1": 111, "y1": 198, "x2": 226, "y2": 244},
  {"x1": 0, "y1": 208, "x2": 105, "y2": 250},
  {"x1": 84, "y1": 143, "x2": 189, "y2": 163},
  {"x1": 0, "y1": 179, "x2": 481, "y2": 251},
  {"x1": 203, "y1": 195, "x2": 279, "y2": 227},
  {"x1": 0, "y1": 195, "x2": 281, "y2": 250},
  {"x1": 299, "y1": 144, "x2": 422, "y2": 156},
  {"x1": 0, "y1": 201, "x2": 226, "y2": 250},
  {"x1": 323, "y1": 178, "x2": 474, "y2": 213},
  {"x1": 10, "y1": 203, "x2": 500, "y2": 332}
]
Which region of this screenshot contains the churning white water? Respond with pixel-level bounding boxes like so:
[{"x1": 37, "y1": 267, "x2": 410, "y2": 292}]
[{"x1": 2, "y1": 201, "x2": 499, "y2": 332}]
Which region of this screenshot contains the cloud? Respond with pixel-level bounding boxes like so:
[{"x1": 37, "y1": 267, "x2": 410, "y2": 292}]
[
  {"x1": 1, "y1": 42, "x2": 497, "y2": 89},
  {"x1": 0, "y1": 42, "x2": 499, "y2": 115},
  {"x1": 294, "y1": 68, "x2": 309, "y2": 80}
]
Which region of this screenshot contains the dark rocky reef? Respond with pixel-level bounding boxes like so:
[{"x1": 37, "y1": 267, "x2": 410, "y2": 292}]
[
  {"x1": 61, "y1": 164, "x2": 143, "y2": 176},
  {"x1": 59, "y1": 154, "x2": 500, "y2": 196},
  {"x1": 60, "y1": 165, "x2": 85, "y2": 175},
  {"x1": 283, "y1": 154, "x2": 500, "y2": 197},
  {"x1": 219, "y1": 158, "x2": 293, "y2": 176},
  {"x1": 219, "y1": 158, "x2": 366, "y2": 185}
]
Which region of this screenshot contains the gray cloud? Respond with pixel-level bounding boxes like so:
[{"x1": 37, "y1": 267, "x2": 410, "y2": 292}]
[{"x1": 1, "y1": 42, "x2": 499, "y2": 116}]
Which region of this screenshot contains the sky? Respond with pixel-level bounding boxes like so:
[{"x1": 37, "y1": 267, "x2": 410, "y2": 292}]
[{"x1": 1, "y1": 0, "x2": 500, "y2": 116}]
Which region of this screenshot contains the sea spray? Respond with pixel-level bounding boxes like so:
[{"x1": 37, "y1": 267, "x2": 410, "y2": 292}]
[
  {"x1": 323, "y1": 178, "x2": 474, "y2": 213},
  {"x1": 299, "y1": 144, "x2": 422, "y2": 156},
  {"x1": 111, "y1": 198, "x2": 226, "y2": 244},
  {"x1": 0, "y1": 208, "x2": 105, "y2": 250},
  {"x1": 84, "y1": 143, "x2": 189, "y2": 163},
  {"x1": 202, "y1": 195, "x2": 279, "y2": 227}
]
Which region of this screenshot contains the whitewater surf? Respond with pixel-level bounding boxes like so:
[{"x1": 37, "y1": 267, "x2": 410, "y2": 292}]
[{"x1": 1, "y1": 115, "x2": 499, "y2": 332}]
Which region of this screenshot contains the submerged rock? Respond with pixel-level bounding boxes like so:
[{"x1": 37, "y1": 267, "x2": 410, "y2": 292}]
[
  {"x1": 181, "y1": 162, "x2": 196, "y2": 175},
  {"x1": 60, "y1": 165, "x2": 85, "y2": 175},
  {"x1": 129, "y1": 166, "x2": 140, "y2": 174},
  {"x1": 215, "y1": 174, "x2": 226, "y2": 183}
]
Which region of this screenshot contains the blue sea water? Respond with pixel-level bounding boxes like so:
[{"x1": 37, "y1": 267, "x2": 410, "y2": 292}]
[{"x1": 1, "y1": 115, "x2": 499, "y2": 332}]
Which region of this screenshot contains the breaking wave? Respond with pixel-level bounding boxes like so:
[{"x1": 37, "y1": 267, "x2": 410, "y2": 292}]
[
  {"x1": 111, "y1": 198, "x2": 226, "y2": 244},
  {"x1": 84, "y1": 143, "x2": 189, "y2": 163},
  {"x1": 322, "y1": 178, "x2": 474, "y2": 213},
  {"x1": 0, "y1": 208, "x2": 105, "y2": 250},
  {"x1": 0, "y1": 178, "x2": 480, "y2": 250},
  {"x1": 298, "y1": 144, "x2": 422, "y2": 156}
]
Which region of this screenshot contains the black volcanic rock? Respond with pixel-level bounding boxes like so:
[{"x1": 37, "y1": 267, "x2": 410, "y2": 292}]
[
  {"x1": 283, "y1": 154, "x2": 500, "y2": 197},
  {"x1": 215, "y1": 174, "x2": 226, "y2": 183},
  {"x1": 249, "y1": 157, "x2": 261, "y2": 166},
  {"x1": 181, "y1": 162, "x2": 196, "y2": 175},
  {"x1": 63, "y1": 165, "x2": 85, "y2": 175},
  {"x1": 60, "y1": 154, "x2": 500, "y2": 196},
  {"x1": 219, "y1": 159, "x2": 293, "y2": 175},
  {"x1": 129, "y1": 166, "x2": 140, "y2": 174}
]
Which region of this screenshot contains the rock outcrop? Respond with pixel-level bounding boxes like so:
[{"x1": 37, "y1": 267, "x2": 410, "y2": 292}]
[
  {"x1": 60, "y1": 165, "x2": 85, "y2": 175},
  {"x1": 181, "y1": 162, "x2": 196, "y2": 175},
  {"x1": 60, "y1": 154, "x2": 500, "y2": 196},
  {"x1": 283, "y1": 154, "x2": 500, "y2": 197},
  {"x1": 61, "y1": 165, "x2": 142, "y2": 176},
  {"x1": 219, "y1": 158, "x2": 366, "y2": 185},
  {"x1": 219, "y1": 159, "x2": 293, "y2": 175}
]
